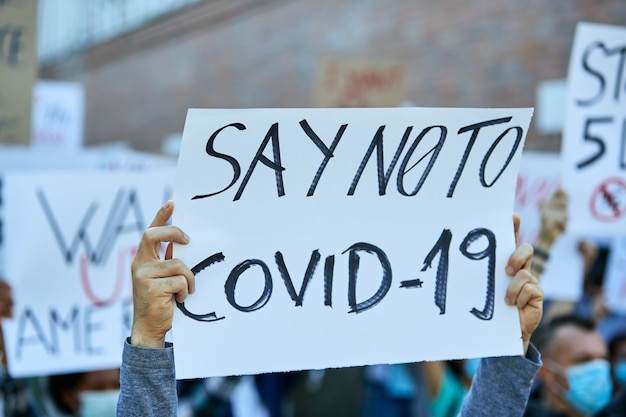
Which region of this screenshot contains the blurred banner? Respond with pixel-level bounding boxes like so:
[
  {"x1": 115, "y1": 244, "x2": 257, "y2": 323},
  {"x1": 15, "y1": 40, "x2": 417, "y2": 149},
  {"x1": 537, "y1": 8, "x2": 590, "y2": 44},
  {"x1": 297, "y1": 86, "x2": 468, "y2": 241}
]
[
  {"x1": 0, "y1": 0, "x2": 38, "y2": 145},
  {"x1": 561, "y1": 22, "x2": 626, "y2": 235},
  {"x1": 514, "y1": 151, "x2": 584, "y2": 301},
  {"x1": 313, "y1": 60, "x2": 405, "y2": 107},
  {"x1": 2, "y1": 168, "x2": 175, "y2": 377},
  {"x1": 31, "y1": 80, "x2": 85, "y2": 151},
  {"x1": 514, "y1": 151, "x2": 561, "y2": 245}
]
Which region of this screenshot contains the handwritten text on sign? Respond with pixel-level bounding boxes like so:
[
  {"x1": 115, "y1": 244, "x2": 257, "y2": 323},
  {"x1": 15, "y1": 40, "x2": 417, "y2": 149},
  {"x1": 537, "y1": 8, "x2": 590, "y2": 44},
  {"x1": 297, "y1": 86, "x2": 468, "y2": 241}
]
[
  {"x1": 562, "y1": 22, "x2": 626, "y2": 235},
  {"x1": 2, "y1": 170, "x2": 174, "y2": 377},
  {"x1": 172, "y1": 108, "x2": 534, "y2": 379}
]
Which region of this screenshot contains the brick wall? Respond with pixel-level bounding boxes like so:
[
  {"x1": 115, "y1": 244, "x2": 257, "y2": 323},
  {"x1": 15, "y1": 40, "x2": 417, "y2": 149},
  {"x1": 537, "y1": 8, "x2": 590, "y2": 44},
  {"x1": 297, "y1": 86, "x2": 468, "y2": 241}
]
[{"x1": 41, "y1": 0, "x2": 626, "y2": 154}]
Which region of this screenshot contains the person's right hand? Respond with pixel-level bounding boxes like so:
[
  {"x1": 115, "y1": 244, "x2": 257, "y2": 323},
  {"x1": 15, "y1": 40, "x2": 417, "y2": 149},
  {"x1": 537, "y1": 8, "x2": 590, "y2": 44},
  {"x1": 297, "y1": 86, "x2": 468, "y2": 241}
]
[{"x1": 130, "y1": 201, "x2": 195, "y2": 348}]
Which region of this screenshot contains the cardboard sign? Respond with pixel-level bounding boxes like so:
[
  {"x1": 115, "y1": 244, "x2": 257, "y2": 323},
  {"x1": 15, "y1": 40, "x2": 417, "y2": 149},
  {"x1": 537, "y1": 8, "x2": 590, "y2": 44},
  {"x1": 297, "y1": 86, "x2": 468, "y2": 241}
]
[
  {"x1": 561, "y1": 22, "x2": 626, "y2": 235},
  {"x1": 0, "y1": 0, "x2": 38, "y2": 145},
  {"x1": 2, "y1": 169, "x2": 175, "y2": 377},
  {"x1": 605, "y1": 236, "x2": 626, "y2": 314},
  {"x1": 172, "y1": 107, "x2": 534, "y2": 379},
  {"x1": 313, "y1": 61, "x2": 404, "y2": 107},
  {"x1": 31, "y1": 80, "x2": 85, "y2": 151}
]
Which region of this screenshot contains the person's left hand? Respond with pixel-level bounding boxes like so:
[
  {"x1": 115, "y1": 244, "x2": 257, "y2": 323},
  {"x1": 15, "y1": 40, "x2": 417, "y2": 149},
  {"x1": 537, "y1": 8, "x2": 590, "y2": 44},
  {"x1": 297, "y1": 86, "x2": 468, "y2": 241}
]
[{"x1": 505, "y1": 215, "x2": 544, "y2": 354}]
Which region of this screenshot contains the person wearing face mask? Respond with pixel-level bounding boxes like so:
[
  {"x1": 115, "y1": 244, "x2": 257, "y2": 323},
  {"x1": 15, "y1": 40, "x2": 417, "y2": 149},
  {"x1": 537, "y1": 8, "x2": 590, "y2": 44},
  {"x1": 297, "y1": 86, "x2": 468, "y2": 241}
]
[
  {"x1": 47, "y1": 368, "x2": 120, "y2": 417},
  {"x1": 524, "y1": 314, "x2": 613, "y2": 417}
]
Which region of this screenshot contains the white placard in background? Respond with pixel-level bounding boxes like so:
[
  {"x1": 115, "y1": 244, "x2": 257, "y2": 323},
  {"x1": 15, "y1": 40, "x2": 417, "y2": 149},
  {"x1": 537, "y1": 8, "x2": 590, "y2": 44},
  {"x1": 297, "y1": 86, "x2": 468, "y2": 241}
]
[
  {"x1": 31, "y1": 80, "x2": 85, "y2": 151},
  {"x1": 2, "y1": 169, "x2": 174, "y2": 377},
  {"x1": 172, "y1": 107, "x2": 533, "y2": 379},
  {"x1": 561, "y1": 22, "x2": 626, "y2": 235}
]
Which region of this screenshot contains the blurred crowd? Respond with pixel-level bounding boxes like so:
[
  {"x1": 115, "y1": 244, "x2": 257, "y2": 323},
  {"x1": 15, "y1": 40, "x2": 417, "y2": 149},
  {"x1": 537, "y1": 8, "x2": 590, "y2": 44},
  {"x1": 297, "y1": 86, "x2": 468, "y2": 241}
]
[{"x1": 0, "y1": 188, "x2": 624, "y2": 417}]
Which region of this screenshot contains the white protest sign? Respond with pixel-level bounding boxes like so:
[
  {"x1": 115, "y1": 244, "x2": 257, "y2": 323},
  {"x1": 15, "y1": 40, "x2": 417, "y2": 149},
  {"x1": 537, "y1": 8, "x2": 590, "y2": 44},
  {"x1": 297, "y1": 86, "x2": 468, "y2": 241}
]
[
  {"x1": 514, "y1": 151, "x2": 561, "y2": 245},
  {"x1": 172, "y1": 107, "x2": 534, "y2": 379},
  {"x1": 513, "y1": 151, "x2": 584, "y2": 301},
  {"x1": 0, "y1": 147, "x2": 175, "y2": 277},
  {"x1": 31, "y1": 80, "x2": 85, "y2": 151},
  {"x1": 605, "y1": 236, "x2": 626, "y2": 314},
  {"x1": 562, "y1": 22, "x2": 626, "y2": 235},
  {"x1": 2, "y1": 169, "x2": 174, "y2": 377}
]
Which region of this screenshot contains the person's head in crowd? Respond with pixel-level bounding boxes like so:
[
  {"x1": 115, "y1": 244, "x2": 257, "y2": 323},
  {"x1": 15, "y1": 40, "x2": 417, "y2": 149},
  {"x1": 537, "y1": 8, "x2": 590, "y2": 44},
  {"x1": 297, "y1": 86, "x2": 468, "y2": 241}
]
[
  {"x1": 49, "y1": 368, "x2": 120, "y2": 417},
  {"x1": 533, "y1": 314, "x2": 613, "y2": 417},
  {"x1": 609, "y1": 332, "x2": 626, "y2": 394}
]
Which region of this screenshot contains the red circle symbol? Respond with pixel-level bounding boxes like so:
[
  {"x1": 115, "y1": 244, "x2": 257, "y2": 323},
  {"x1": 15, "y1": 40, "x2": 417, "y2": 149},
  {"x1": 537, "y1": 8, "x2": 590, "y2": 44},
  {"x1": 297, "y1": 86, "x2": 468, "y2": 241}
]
[{"x1": 589, "y1": 177, "x2": 626, "y2": 222}]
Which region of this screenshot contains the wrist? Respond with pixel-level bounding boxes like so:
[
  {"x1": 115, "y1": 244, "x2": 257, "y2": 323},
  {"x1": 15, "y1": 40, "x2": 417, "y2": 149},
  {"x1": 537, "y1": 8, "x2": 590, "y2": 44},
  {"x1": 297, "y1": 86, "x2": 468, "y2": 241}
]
[{"x1": 130, "y1": 325, "x2": 166, "y2": 348}]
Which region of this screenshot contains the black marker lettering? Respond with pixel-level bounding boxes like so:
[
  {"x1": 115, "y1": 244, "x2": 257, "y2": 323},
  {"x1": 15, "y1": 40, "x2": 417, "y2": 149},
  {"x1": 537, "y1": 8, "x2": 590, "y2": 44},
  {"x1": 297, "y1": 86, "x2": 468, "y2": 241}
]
[
  {"x1": 577, "y1": 117, "x2": 613, "y2": 169},
  {"x1": 421, "y1": 229, "x2": 452, "y2": 315},
  {"x1": 225, "y1": 259, "x2": 273, "y2": 312},
  {"x1": 460, "y1": 228, "x2": 496, "y2": 321},
  {"x1": 324, "y1": 255, "x2": 335, "y2": 307},
  {"x1": 275, "y1": 250, "x2": 321, "y2": 306},
  {"x1": 234, "y1": 123, "x2": 285, "y2": 201},
  {"x1": 344, "y1": 242, "x2": 392, "y2": 313},
  {"x1": 397, "y1": 126, "x2": 446, "y2": 196},
  {"x1": 300, "y1": 119, "x2": 348, "y2": 196},
  {"x1": 348, "y1": 125, "x2": 413, "y2": 195},
  {"x1": 15, "y1": 308, "x2": 52, "y2": 360},
  {"x1": 479, "y1": 127, "x2": 523, "y2": 188},
  {"x1": 447, "y1": 117, "x2": 512, "y2": 198},
  {"x1": 192, "y1": 123, "x2": 245, "y2": 200},
  {"x1": 176, "y1": 253, "x2": 226, "y2": 322}
]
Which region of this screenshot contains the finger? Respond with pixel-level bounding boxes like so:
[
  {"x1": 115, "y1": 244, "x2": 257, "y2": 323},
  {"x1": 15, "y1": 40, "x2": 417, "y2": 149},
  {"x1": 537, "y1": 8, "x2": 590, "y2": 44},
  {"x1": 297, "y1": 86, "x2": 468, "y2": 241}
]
[
  {"x1": 505, "y1": 269, "x2": 539, "y2": 306},
  {"x1": 513, "y1": 214, "x2": 520, "y2": 247},
  {"x1": 157, "y1": 275, "x2": 190, "y2": 304},
  {"x1": 134, "y1": 258, "x2": 195, "y2": 294},
  {"x1": 149, "y1": 200, "x2": 174, "y2": 229},
  {"x1": 134, "y1": 225, "x2": 189, "y2": 264},
  {"x1": 514, "y1": 281, "x2": 544, "y2": 309},
  {"x1": 505, "y1": 243, "x2": 533, "y2": 275}
]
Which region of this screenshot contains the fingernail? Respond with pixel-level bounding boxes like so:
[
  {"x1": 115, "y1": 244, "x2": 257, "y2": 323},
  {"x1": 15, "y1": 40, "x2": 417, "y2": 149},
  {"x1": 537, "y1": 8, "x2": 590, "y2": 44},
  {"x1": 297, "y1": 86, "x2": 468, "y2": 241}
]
[
  {"x1": 183, "y1": 232, "x2": 190, "y2": 242},
  {"x1": 506, "y1": 266, "x2": 515, "y2": 275},
  {"x1": 162, "y1": 200, "x2": 172, "y2": 210},
  {"x1": 505, "y1": 296, "x2": 513, "y2": 306}
]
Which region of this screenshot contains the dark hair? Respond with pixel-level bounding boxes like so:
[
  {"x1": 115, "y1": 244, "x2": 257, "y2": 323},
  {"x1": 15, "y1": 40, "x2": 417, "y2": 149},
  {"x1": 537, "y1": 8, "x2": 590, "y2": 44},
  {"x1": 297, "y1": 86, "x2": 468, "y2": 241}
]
[
  {"x1": 48, "y1": 372, "x2": 85, "y2": 415},
  {"x1": 531, "y1": 314, "x2": 596, "y2": 356}
]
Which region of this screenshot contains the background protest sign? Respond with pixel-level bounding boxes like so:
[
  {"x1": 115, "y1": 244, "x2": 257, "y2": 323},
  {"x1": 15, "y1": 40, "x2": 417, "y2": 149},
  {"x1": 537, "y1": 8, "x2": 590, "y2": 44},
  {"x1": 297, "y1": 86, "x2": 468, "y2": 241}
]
[
  {"x1": 31, "y1": 80, "x2": 85, "y2": 151},
  {"x1": 514, "y1": 151, "x2": 583, "y2": 301},
  {"x1": 514, "y1": 150, "x2": 561, "y2": 245},
  {"x1": 2, "y1": 169, "x2": 174, "y2": 377},
  {"x1": 172, "y1": 107, "x2": 534, "y2": 379},
  {"x1": 0, "y1": 0, "x2": 38, "y2": 145},
  {"x1": 561, "y1": 22, "x2": 626, "y2": 235},
  {"x1": 313, "y1": 60, "x2": 405, "y2": 107}
]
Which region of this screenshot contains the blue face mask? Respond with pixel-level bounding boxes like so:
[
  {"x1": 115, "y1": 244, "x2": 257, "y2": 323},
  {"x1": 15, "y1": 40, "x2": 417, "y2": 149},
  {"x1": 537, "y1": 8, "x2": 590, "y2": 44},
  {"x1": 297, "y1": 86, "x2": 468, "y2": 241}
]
[
  {"x1": 563, "y1": 359, "x2": 613, "y2": 416},
  {"x1": 615, "y1": 359, "x2": 626, "y2": 386}
]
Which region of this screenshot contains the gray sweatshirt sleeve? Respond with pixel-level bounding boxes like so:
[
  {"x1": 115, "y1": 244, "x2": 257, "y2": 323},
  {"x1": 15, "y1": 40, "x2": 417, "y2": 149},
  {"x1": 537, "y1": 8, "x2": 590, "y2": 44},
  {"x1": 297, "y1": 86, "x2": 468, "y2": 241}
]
[
  {"x1": 117, "y1": 339, "x2": 177, "y2": 417},
  {"x1": 458, "y1": 344, "x2": 541, "y2": 417}
]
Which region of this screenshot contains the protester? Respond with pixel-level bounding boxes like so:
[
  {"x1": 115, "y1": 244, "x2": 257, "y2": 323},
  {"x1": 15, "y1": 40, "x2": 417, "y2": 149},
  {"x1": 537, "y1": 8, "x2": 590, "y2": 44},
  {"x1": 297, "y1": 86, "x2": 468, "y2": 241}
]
[
  {"x1": 117, "y1": 201, "x2": 544, "y2": 416},
  {"x1": 525, "y1": 314, "x2": 613, "y2": 417},
  {"x1": 47, "y1": 368, "x2": 120, "y2": 416}
]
